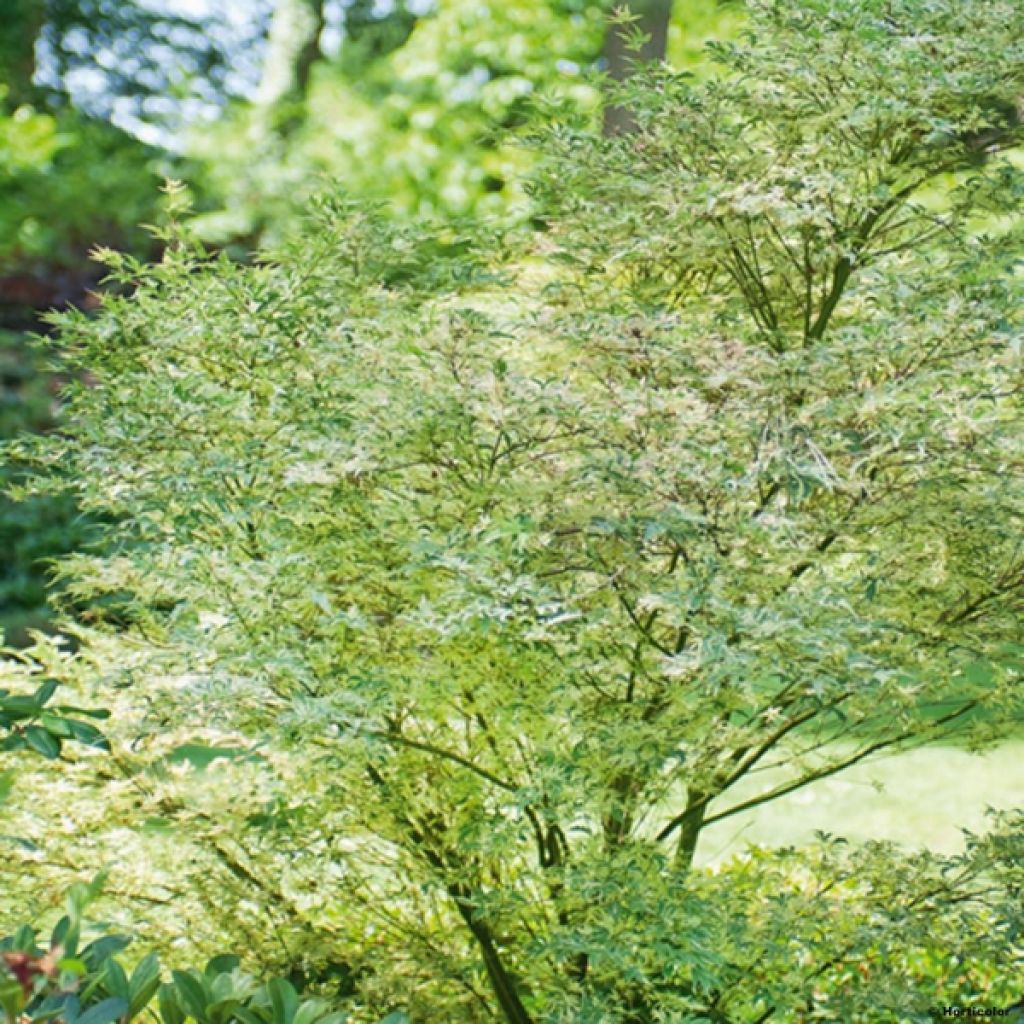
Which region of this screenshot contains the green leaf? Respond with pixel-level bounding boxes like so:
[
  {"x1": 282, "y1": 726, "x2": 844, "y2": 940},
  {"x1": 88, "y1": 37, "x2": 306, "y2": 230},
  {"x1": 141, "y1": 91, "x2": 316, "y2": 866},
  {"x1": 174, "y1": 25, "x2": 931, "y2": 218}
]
[
  {"x1": 104, "y1": 960, "x2": 129, "y2": 1000},
  {"x1": 32, "y1": 679, "x2": 58, "y2": 708},
  {"x1": 30, "y1": 994, "x2": 77, "y2": 1023},
  {"x1": 158, "y1": 984, "x2": 184, "y2": 1024},
  {"x1": 203, "y1": 956, "x2": 239, "y2": 980},
  {"x1": 65, "y1": 719, "x2": 110, "y2": 751},
  {"x1": 292, "y1": 1001, "x2": 330, "y2": 1024},
  {"x1": 51, "y1": 914, "x2": 79, "y2": 957},
  {"x1": 1, "y1": 695, "x2": 43, "y2": 720},
  {"x1": 127, "y1": 953, "x2": 162, "y2": 1019},
  {"x1": 24, "y1": 725, "x2": 61, "y2": 759},
  {"x1": 229, "y1": 1008, "x2": 266, "y2": 1024},
  {"x1": 170, "y1": 971, "x2": 209, "y2": 1023},
  {"x1": 0, "y1": 769, "x2": 14, "y2": 805},
  {"x1": 55, "y1": 706, "x2": 112, "y2": 721},
  {"x1": 38, "y1": 714, "x2": 74, "y2": 738},
  {"x1": 76, "y1": 997, "x2": 130, "y2": 1024},
  {"x1": 0, "y1": 976, "x2": 26, "y2": 1021},
  {"x1": 265, "y1": 979, "x2": 298, "y2": 1024}
]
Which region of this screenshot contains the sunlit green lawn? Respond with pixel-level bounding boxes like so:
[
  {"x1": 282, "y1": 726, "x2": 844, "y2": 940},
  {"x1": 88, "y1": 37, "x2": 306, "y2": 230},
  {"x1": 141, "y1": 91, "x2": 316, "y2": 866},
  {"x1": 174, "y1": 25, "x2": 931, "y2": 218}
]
[{"x1": 696, "y1": 742, "x2": 1024, "y2": 865}]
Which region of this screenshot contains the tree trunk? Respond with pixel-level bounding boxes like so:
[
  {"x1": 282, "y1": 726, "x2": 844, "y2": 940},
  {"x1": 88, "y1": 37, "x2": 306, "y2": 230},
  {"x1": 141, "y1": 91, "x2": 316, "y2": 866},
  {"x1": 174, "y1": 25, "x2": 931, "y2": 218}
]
[
  {"x1": 602, "y1": 0, "x2": 673, "y2": 135},
  {"x1": 254, "y1": 0, "x2": 325, "y2": 136},
  {"x1": 449, "y1": 881, "x2": 534, "y2": 1024},
  {"x1": 673, "y1": 790, "x2": 708, "y2": 870},
  {"x1": 0, "y1": 0, "x2": 45, "y2": 109}
]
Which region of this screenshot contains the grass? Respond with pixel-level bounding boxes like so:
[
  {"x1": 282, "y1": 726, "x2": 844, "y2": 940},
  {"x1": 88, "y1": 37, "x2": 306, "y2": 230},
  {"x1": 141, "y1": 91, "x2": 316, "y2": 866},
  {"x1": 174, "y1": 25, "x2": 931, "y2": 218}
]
[{"x1": 695, "y1": 740, "x2": 1024, "y2": 865}]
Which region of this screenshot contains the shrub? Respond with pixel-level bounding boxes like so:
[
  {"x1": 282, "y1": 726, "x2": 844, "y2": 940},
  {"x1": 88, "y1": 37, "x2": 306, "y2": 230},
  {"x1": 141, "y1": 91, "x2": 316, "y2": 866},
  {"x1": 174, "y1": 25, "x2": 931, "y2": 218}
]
[{"x1": 6, "y1": 0, "x2": 1024, "y2": 1019}]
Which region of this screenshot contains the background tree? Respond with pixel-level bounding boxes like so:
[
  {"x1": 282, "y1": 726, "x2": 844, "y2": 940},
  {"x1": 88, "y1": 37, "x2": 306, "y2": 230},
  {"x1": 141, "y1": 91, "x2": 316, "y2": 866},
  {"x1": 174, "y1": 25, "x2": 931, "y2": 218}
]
[
  {"x1": 336, "y1": 0, "x2": 419, "y2": 76},
  {"x1": 37, "y1": 0, "x2": 260, "y2": 136},
  {"x1": 0, "y1": 2, "x2": 165, "y2": 646},
  {"x1": 255, "y1": 0, "x2": 326, "y2": 138},
  {"x1": 0, "y1": 0, "x2": 44, "y2": 110},
  {"x1": 602, "y1": 0, "x2": 674, "y2": 134},
  {"x1": 254, "y1": 0, "x2": 422, "y2": 137},
  {"x1": 185, "y1": 0, "x2": 611, "y2": 243}
]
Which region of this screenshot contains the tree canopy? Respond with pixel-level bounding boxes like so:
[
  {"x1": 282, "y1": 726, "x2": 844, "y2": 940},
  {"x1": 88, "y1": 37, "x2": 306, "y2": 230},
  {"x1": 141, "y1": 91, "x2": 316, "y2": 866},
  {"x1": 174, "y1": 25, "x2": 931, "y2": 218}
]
[
  {"x1": 3, "y1": 0, "x2": 1022, "y2": 1020},
  {"x1": 2, "y1": 0, "x2": 1024, "y2": 1021}
]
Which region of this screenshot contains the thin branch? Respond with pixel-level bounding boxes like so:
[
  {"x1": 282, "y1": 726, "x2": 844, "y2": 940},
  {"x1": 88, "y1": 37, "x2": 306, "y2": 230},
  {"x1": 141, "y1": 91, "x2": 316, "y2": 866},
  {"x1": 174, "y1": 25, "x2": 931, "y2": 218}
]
[
  {"x1": 696, "y1": 700, "x2": 979, "y2": 832},
  {"x1": 369, "y1": 725, "x2": 520, "y2": 794}
]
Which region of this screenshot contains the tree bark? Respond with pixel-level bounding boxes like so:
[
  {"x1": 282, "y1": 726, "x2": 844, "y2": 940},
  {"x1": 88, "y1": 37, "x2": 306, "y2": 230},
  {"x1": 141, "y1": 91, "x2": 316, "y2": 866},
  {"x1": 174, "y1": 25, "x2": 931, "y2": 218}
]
[
  {"x1": 449, "y1": 881, "x2": 534, "y2": 1024},
  {"x1": 673, "y1": 789, "x2": 709, "y2": 870},
  {"x1": 602, "y1": 0, "x2": 673, "y2": 135},
  {"x1": 254, "y1": 0, "x2": 326, "y2": 136},
  {"x1": 364, "y1": 766, "x2": 534, "y2": 1024}
]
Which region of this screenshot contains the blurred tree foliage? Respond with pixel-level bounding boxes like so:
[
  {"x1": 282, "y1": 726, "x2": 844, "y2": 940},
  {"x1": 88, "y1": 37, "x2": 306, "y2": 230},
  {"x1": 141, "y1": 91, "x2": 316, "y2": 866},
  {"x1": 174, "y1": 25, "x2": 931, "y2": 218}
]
[
  {"x1": 186, "y1": 0, "x2": 744, "y2": 245},
  {"x1": 0, "y1": 103, "x2": 158, "y2": 274},
  {"x1": 0, "y1": 329, "x2": 86, "y2": 647},
  {"x1": 0, "y1": 1, "x2": 745, "y2": 247},
  {"x1": 0, "y1": 0, "x2": 172, "y2": 644},
  {"x1": 35, "y1": 0, "x2": 266, "y2": 135},
  {"x1": 255, "y1": 0, "x2": 327, "y2": 137},
  {"x1": 186, "y1": 0, "x2": 607, "y2": 244},
  {"x1": 0, "y1": 0, "x2": 45, "y2": 110}
]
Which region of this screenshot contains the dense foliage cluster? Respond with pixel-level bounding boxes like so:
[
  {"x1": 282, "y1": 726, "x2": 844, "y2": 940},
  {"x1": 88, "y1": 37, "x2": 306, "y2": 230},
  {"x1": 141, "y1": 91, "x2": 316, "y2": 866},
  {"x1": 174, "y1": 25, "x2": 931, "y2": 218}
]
[
  {"x1": 186, "y1": 0, "x2": 606, "y2": 242},
  {"x1": 0, "y1": 95, "x2": 159, "y2": 642},
  {"x1": 0, "y1": 874, "x2": 367, "y2": 1024},
  {"x1": 0, "y1": 101, "x2": 158, "y2": 274},
  {"x1": 0, "y1": 327, "x2": 86, "y2": 644},
  {"x1": 2, "y1": 0, "x2": 1024, "y2": 1021}
]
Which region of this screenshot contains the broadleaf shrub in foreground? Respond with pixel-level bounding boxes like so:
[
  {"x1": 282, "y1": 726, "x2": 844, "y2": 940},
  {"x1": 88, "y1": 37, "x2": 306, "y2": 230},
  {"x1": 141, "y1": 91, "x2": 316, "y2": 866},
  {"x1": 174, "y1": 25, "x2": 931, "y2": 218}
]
[{"x1": 0, "y1": 883, "x2": 355, "y2": 1024}]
